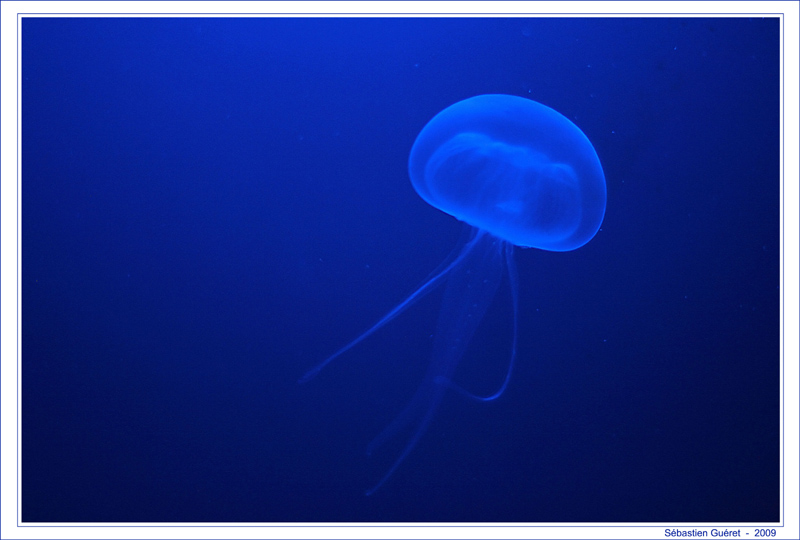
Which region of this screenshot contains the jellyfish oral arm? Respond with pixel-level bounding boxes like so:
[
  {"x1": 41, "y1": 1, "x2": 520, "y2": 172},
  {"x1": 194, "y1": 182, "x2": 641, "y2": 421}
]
[
  {"x1": 363, "y1": 230, "x2": 506, "y2": 495},
  {"x1": 363, "y1": 386, "x2": 441, "y2": 497},
  {"x1": 298, "y1": 232, "x2": 486, "y2": 384},
  {"x1": 434, "y1": 241, "x2": 519, "y2": 402}
]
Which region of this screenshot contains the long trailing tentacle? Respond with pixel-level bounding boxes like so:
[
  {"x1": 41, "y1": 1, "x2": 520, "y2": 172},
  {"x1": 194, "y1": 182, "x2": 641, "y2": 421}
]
[
  {"x1": 298, "y1": 231, "x2": 486, "y2": 384},
  {"x1": 364, "y1": 231, "x2": 504, "y2": 494}
]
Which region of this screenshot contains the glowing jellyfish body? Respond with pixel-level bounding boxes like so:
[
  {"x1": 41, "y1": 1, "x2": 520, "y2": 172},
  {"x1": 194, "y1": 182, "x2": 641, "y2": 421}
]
[
  {"x1": 301, "y1": 94, "x2": 607, "y2": 495},
  {"x1": 411, "y1": 94, "x2": 606, "y2": 250}
]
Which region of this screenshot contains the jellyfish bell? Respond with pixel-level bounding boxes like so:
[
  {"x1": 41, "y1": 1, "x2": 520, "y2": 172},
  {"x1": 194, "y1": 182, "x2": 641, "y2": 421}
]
[{"x1": 409, "y1": 94, "x2": 606, "y2": 251}]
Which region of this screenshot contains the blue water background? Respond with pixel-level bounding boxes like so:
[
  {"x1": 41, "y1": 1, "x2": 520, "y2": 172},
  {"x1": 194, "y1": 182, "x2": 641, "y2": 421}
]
[{"x1": 21, "y1": 17, "x2": 779, "y2": 522}]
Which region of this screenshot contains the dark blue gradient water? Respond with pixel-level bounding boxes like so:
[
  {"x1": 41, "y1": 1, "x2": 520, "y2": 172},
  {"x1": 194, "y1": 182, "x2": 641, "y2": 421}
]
[{"x1": 21, "y1": 17, "x2": 779, "y2": 523}]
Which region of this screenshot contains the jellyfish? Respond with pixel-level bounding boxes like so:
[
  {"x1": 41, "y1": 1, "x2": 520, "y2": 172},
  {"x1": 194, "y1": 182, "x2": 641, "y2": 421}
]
[{"x1": 300, "y1": 94, "x2": 606, "y2": 495}]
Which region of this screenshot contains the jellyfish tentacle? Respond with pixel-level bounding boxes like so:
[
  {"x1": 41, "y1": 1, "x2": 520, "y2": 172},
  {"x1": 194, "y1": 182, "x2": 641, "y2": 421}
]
[
  {"x1": 365, "y1": 231, "x2": 503, "y2": 494},
  {"x1": 365, "y1": 403, "x2": 438, "y2": 497},
  {"x1": 433, "y1": 242, "x2": 519, "y2": 402},
  {"x1": 298, "y1": 232, "x2": 486, "y2": 384}
]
